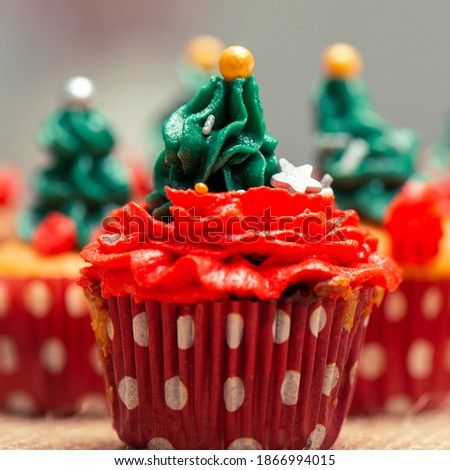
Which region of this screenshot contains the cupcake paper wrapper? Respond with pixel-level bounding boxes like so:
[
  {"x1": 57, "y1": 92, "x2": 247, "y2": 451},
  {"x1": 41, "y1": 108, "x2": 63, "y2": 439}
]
[
  {"x1": 351, "y1": 279, "x2": 450, "y2": 414},
  {"x1": 0, "y1": 277, "x2": 107, "y2": 415},
  {"x1": 87, "y1": 285, "x2": 375, "y2": 450}
]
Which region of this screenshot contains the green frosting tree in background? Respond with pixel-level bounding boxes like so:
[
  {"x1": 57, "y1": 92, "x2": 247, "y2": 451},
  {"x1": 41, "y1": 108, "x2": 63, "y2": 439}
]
[
  {"x1": 147, "y1": 46, "x2": 279, "y2": 219},
  {"x1": 312, "y1": 43, "x2": 418, "y2": 223},
  {"x1": 18, "y1": 76, "x2": 130, "y2": 249}
]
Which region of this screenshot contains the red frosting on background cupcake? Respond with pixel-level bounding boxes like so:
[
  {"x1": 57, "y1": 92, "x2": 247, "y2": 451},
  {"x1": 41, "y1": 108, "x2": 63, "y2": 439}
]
[
  {"x1": 0, "y1": 165, "x2": 21, "y2": 206},
  {"x1": 384, "y1": 180, "x2": 445, "y2": 265},
  {"x1": 80, "y1": 186, "x2": 401, "y2": 303}
]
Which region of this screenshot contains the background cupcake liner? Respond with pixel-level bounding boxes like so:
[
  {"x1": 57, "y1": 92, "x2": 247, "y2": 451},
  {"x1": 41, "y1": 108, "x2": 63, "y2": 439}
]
[
  {"x1": 87, "y1": 285, "x2": 375, "y2": 450},
  {"x1": 351, "y1": 279, "x2": 450, "y2": 415},
  {"x1": 0, "y1": 277, "x2": 107, "y2": 416}
]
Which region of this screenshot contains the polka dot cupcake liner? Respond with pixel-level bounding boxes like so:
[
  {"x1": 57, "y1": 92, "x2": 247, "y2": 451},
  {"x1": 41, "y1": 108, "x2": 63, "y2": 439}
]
[
  {"x1": 351, "y1": 279, "x2": 450, "y2": 415},
  {"x1": 86, "y1": 284, "x2": 376, "y2": 449},
  {"x1": 0, "y1": 277, "x2": 107, "y2": 415}
]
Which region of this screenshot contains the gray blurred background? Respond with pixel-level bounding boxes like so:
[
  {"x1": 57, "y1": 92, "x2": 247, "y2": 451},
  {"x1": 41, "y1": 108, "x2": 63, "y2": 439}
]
[{"x1": 1, "y1": 0, "x2": 449, "y2": 195}]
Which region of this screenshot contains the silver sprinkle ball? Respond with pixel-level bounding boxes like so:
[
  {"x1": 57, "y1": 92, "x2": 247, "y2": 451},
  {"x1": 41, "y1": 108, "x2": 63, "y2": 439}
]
[{"x1": 62, "y1": 76, "x2": 96, "y2": 109}]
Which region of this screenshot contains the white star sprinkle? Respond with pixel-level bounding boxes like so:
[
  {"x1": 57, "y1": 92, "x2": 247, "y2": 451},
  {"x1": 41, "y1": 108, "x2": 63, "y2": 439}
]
[{"x1": 271, "y1": 159, "x2": 333, "y2": 195}]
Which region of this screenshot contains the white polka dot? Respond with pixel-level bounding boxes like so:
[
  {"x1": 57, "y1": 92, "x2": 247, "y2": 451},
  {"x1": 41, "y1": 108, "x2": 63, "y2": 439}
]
[
  {"x1": 228, "y1": 438, "x2": 262, "y2": 450},
  {"x1": 421, "y1": 287, "x2": 443, "y2": 320},
  {"x1": 407, "y1": 339, "x2": 434, "y2": 380},
  {"x1": 133, "y1": 312, "x2": 148, "y2": 347},
  {"x1": 106, "y1": 318, "x2": 114, "y2": 341},
  {"x1": 223, "y1": 377, "x2": 245, "y2": 412},
  {"x1": 363, "y1": 315, "x2": 370, "y2": 328},
  {"x1": 306, "y1": 424, "x2": 326, "y2": 450},
  {"x1": 226, "y1": 313, "x2": 244, "y2": 349},
  {"x1": 5, "y1": 391, "x2": 37, "y2": 415},
  {"x1": 358, "y1": 343, "x2": 387, "y2": 381},
  {"x1": 118, "y1": 376, "x2": 139, "y2": 410},
  {"x1": 349, "y1": 361, "x2": 358, "y2": 386},
  {"x1": 165, "y1": 376, "x2": 188, "y2": 411},
  {"x1": 384, "y1": 394, "x2": 413, "y2": 414},
  {"x1": 309, "y1": 306, "x2": 327, "y2": 337},
  {"x1": 39, "y1": 338, "x2": 67, "y2": 374},
  {"x1": 76, "y1": 393, "x2": 109, "y2": 415},
  {"x1": 177, "y1": 315, "x2": 194, "y2": 349},
  {"x1": 445, "y1": 340, "x2": 450, "y2": 374},
  {"x1": 280, "y1": 370, "x2": 301, "y2": 405},
  {"x1": 89, "y1": 344, "x2": 103, "y2": 375},
  {"x1": 0, "y1": 282, "x2": 10, "y2": 318},
  {"x1": 0, "y1": 335, "x2": 19, "y2": 374},
  {"x1": 148, "y1": 437, "x2": 175, "y2": 450},
  {"x1": 322, "y1": 363, "x2": 340, "y2": 396},
  {"x1": 24, "y1": 281, "x2": 53, "y2": 318},
  {"x1": 384, "y1": 290, "x2": 408, "y2": 322},
  {"x1": 272, "y1": 309, "x2": 291, "y2": 344},
  {"x1": 65, "y1": 284, "x2": 88, "y2": 318}
]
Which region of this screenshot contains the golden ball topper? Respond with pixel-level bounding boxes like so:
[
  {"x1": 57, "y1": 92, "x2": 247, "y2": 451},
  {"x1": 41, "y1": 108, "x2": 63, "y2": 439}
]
[
  {"x1": 194, "y1": 182, "x2": 209, "y2": 194},
  {"x1": 219, "y1": 46, "x2": 255, "y2": 82},
  {"x1": 322, "y1": 43, "x2": 363, "y2": 79}
]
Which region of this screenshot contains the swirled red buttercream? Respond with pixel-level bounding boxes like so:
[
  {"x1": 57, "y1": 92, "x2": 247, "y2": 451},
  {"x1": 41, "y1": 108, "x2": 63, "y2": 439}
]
[
  {"x1": 80, "y1": 187, "x2": 401, "y2": 303},
  {"x1": 384, "y1": 180, "x2": 444, "y2": 265}
]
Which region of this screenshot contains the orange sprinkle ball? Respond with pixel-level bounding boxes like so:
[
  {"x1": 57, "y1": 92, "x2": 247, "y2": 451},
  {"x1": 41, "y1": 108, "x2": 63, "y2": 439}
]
[
  {"x1": 194, "y1": 182, "x2": 209, "y2": 194},
  {"x1": 321, "y1": 43, "x2": 363, "y2": 79},
  {"x1": 184, "y1": 35, "x2": 225, "y2": 72},
  {"x1": 219, "y1": 46, "x2": 255, "y2": 82}
]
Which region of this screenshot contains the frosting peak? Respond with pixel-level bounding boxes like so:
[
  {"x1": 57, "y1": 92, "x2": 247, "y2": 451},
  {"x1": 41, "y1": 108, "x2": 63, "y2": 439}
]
[{"x1": 147, "y1": 71, "x2": 278, "y2": 219}]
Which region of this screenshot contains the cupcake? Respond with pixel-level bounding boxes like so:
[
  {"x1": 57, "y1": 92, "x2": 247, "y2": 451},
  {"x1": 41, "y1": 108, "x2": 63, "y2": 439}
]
[
  {"x1": 0, "y1": 77, "x2": 131, "y2": 415},
  {"x1": 80, "y1": 46, "x2": 401, "y2": 449},
  {"x1": 311, "y1": 43, "x2": 450, "y2": 414},
  {"x1": 351, "y1": 179, "x2": 450, "y2": 414}
]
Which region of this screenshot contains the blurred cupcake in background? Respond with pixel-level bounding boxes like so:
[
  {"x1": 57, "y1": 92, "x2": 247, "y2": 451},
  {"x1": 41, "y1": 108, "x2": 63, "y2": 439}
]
[
  {"x1": 312, "y1": 43, "x2": 450, "y2": 415},
  {"x1": 0, "y1": 76, "x2": 131, "y2": 416},
  {"x1": 352, "y1": 178, "x2": 450, "y2": 414}
]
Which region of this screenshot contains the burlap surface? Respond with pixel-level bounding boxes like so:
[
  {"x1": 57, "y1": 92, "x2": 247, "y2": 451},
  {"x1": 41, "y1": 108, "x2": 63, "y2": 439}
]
[{"x1": 1, "y1": 407, "x2": 450, "y2": 450}]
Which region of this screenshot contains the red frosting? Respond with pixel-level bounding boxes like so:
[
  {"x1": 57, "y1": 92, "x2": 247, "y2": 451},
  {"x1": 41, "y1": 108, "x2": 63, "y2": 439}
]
[
  {"x1": 384, "y1": 180, "x2": 444, "y2": 265},
  {"x1": 80, "y1": 186, "x2": 401, "y2": 303},
  {"x1": 0, "y1": 166, "x2": 21, "y2": 206},
  {"x1": 32, "y1": 212, "x2": 77, "y2": 255}
]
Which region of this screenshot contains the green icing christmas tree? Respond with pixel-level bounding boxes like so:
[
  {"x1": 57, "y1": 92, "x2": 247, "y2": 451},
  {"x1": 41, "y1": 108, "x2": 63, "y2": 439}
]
[
  {"x1": 147, "y1": 46, "x2": 279, "y2": 219},
  {"x1": 18, "y1": 77, "x2": 130, "y2": 249},
  {"x1": 312, "y1": 43, "x2": 418, "y2": 223}
]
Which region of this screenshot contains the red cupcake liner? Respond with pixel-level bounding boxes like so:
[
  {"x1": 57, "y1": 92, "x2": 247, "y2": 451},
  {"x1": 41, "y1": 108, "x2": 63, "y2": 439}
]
[
  {"x1": 88, "y1": 285, "x2": 375, "y2": 449},
  {"x1": 0, "y1": 277, "x2": 107, "y2": 415},
  {"x1": 351, "y1": 279, "x2": 450, "y2": 414}
]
